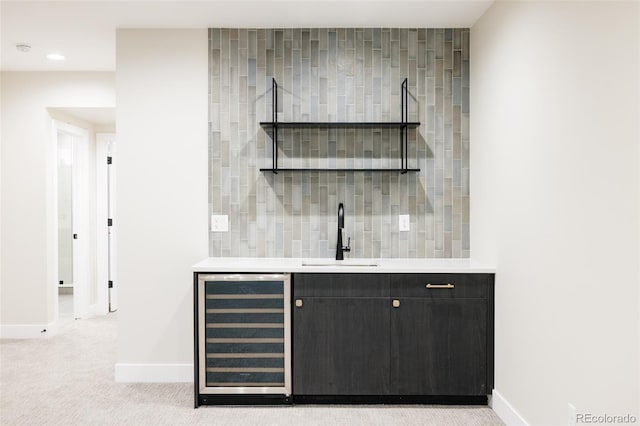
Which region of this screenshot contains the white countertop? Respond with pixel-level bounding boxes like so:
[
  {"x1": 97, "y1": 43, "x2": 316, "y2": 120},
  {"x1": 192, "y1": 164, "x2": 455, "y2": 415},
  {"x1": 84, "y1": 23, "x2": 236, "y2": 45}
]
[{"x1": 192, "y1": 257, "x2": 495, "y2": 274}]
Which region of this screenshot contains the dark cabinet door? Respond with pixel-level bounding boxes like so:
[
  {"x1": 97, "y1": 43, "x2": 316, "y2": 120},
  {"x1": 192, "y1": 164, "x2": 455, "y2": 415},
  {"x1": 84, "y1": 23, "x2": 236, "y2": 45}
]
[
  {"x1": 390, "y1": 298, "x2": 488, "y2": 395},
  {"x1": 293, "y1": 297, "x2": 390, "y2": 395}
]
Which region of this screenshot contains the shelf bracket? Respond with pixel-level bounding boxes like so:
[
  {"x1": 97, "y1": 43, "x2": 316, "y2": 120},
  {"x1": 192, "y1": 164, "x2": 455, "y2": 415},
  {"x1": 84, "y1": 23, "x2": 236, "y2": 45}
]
[
  {"x1": 401, "y1": 78, "x2": 409, "y2": 174},
  {"x1": 271, "y1": 78, "x2": 279, "y2": 173}
]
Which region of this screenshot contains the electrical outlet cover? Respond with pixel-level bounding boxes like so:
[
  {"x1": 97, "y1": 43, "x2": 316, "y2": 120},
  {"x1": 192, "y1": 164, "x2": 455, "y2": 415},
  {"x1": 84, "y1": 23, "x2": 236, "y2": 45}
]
[
  {"x1": 399, "y1": 214, "x2": 410, "y2": 232},
  {"x1": 211, "y1": 214, "x2": 229, "y2": 232}
]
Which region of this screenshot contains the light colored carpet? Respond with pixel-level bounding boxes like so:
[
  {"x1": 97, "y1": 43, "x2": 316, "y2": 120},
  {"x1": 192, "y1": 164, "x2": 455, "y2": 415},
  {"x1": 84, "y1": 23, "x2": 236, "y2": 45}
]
[{"x1": 0, "y1": 314, "x2": 504, "y2": 426}]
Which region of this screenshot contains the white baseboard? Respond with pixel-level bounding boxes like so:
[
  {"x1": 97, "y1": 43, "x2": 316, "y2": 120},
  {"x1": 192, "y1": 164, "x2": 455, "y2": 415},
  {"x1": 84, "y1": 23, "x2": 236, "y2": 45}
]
[
  {"x1": 0, "y1": 322, "x2": 57, "y2": 339},
  {"x1": 115, "y1": 363, "x2": 193, "y2": 383},
  {"x1": 491, "y1": 389, "x2": 529, "y2": 426}
]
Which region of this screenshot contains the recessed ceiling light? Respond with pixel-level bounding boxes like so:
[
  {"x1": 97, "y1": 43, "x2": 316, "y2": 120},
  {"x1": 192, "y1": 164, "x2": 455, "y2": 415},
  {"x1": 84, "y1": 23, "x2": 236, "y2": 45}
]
[
  {"x1": 16, "y1": 43, "x2": 31, "y2": 53},
  {"x1": 47, "y1": 53, "x2": 65, "y2": 61}
]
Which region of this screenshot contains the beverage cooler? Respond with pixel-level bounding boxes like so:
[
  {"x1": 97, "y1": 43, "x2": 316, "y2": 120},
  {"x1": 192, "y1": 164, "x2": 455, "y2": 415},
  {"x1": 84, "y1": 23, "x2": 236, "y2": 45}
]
[{"x1": 194, "y1": 273, "x2": 291, "y2": 406}]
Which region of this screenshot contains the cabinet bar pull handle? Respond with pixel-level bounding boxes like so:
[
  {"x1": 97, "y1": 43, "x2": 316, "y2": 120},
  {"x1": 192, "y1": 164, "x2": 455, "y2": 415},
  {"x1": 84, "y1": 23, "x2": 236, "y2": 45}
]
[
  {"x1": 295, "y1": 299, "x2": 303, "y2": 308},
  {"x1": 392, "y1": 299, "x2": 400, "y2": 308},
  {"x1": 426, "y1": 283, "x2": 455, "y2": 289}
]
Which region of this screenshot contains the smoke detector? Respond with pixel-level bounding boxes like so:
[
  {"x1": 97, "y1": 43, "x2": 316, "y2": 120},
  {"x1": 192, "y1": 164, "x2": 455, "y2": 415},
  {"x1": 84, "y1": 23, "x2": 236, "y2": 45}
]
[{"x1": 16, "y1": 43, "x2": 31, "y2": 53}]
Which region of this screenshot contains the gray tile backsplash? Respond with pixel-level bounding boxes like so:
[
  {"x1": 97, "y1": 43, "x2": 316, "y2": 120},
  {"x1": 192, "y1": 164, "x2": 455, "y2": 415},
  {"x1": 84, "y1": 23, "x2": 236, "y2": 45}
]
[{"x1": 209, "y1": 28, "x2": 470, "y2": 258}]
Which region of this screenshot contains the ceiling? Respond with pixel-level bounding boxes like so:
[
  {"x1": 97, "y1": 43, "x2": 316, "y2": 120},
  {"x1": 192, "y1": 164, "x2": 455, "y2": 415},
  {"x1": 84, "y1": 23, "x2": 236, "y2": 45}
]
[{"x1": 1, "y1": 0, "x2": 494, "y2": 71}]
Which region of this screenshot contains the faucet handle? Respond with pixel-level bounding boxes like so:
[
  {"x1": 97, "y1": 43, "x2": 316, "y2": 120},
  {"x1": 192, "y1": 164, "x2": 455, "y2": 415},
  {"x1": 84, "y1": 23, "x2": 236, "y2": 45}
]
[{"x1": 344, "y1": 237, "x2": 351, "y2": 252}]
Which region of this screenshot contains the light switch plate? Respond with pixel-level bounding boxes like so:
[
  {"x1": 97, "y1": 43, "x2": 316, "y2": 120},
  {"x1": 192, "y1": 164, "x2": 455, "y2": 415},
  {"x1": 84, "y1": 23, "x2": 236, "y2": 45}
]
[
  {"x1": 211, "y1": 214, "x2": 228, "y2": 232},
  {"x1": 399, "y1": 214, "x2": 410, "y2": 232}
]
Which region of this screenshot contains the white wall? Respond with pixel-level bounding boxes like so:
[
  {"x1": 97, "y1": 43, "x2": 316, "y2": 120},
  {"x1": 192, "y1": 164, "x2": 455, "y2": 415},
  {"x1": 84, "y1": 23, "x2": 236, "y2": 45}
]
[
  {"x1": 115, "y1": 29, "x2": 208, "y2": 380},
  {"x1": 0, "y1": 72, "x2": 115, "y2": 333},
  {"x1": 471, "y1": 2, "x2": 639, "y2": 424}
]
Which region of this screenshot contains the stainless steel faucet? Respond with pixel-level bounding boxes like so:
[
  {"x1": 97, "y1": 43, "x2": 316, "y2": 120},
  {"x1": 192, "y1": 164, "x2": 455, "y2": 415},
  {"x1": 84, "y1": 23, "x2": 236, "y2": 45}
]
[{"x1": 336, "y1": 203, "x2": 351, "y2": 260}]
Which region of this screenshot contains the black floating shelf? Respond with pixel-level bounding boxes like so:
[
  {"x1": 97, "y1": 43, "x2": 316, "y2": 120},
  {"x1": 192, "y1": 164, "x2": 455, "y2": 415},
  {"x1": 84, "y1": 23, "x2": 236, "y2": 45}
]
[
  {"x1": 259, "y1": 122, "x2": 420, "y2": 129},
  {"x1": 259, "y1": 168, "x2": 421, "y2": 173}
]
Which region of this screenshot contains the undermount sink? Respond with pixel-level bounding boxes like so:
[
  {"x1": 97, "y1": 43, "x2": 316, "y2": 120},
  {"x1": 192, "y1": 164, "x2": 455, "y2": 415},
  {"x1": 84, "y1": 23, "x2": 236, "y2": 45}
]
[{"x1": 301, "y1": 259, "x2": 379, "y2": 267}]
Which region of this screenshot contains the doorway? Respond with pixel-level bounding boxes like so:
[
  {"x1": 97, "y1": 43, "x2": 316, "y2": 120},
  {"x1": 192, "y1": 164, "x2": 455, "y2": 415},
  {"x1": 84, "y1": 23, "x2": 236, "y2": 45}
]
[{"x1": 53, "y1": 120, "x2": 90, "y2": 321}]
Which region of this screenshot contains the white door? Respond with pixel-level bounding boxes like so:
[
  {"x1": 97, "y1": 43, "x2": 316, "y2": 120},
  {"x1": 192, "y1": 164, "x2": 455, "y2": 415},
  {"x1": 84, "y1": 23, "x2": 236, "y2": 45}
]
[
  {"x1": 54, "y1": 120, "x2": 90, "y2": 320},
  {"x1": 96, "y1": 134, "x2": 117, "y2": 313},
  {"x1": 56, "y1": 131, "x2": 74, "y2": 310},
  {"x1": 107, "y1": 138, "x2": 118, "y2": 312}
]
